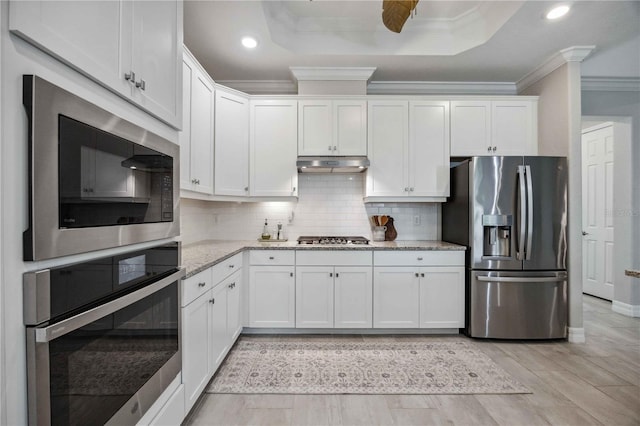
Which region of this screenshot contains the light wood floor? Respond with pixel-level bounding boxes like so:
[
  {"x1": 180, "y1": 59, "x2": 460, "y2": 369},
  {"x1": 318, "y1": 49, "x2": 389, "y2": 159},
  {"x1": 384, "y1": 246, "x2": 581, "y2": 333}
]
[{"x1": 184, "y1": 295, "x2": 640, "y2": 426}]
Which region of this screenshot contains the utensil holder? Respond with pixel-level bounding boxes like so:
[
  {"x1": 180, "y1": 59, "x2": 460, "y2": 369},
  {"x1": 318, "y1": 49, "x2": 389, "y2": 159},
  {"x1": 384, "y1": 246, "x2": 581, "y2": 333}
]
[{"x1": 372, "y1": 226, "x2": 387, "y2": 241}]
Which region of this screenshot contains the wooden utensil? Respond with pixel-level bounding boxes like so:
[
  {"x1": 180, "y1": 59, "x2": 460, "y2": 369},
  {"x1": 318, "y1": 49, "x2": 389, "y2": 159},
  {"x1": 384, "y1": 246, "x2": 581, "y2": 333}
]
[{"x1": 380, "y1": 216, "x2": 389, "y2": 226}]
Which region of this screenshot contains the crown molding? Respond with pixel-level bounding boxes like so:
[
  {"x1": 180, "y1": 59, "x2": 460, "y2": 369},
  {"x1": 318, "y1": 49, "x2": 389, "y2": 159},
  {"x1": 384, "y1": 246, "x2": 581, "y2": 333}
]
[
  {"x1": 516, "y1": 45, "x2": 596, "y2": 93},
  {"x1": 290, "y1": 67, "x2": 377, "y2": 82},
  {"x1": 367, "y1": 81, "x2": 517, "y2": 95},
  {"x1": 581, "y1": 76, "x2": 640, "y2": 92},
  {"x1": 216, "y1": 80, "x2": 297, "y2": 95}
]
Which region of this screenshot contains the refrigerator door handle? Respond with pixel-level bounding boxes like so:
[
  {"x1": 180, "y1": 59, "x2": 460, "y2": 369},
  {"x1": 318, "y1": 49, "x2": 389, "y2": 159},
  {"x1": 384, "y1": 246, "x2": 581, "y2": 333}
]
[
  {"x1": 517, "y1": 165, "x2": 526, "y2": 260},
  {"x1": 477, "y1": 275, "x2": 566, "y2": 283},
  {"x1": 525, "y1": 165, "x2": 534, "y2": 260}
]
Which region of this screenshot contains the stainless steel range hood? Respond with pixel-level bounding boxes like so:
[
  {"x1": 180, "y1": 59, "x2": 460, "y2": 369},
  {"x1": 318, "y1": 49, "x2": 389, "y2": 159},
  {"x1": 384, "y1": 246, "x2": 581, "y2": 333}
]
[{"x1": 296, "y1": 156, "x2": 370, "y2": 173}]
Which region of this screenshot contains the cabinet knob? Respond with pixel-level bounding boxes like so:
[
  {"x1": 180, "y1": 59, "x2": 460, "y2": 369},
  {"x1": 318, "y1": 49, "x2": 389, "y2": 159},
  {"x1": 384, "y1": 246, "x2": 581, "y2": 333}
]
[
  {"x1": 124, "y1": 71, "x2": 136, "y2": 83},
  {"x1": 292, "y1": 187, "x2": 296, "y2": 193},
  {"x1": 487, "y1": 146, "x2": 492, "y2": 152},
  {"x1": 269, "y1": 256, "x2": 274, "y2": 260},
  {"x1": 244, "y1": 187, "x2": 249, "y2": 192},
  {"x1": 335, "y1": 273, "x2": 339, "y2": 278},
  {"x1": 417, "y1": 257, "x2": 423, "y2": 261},
  {"x1": 410, "y1": 187, "x2": 414, "y2": 192},
  {"x1": 290, "y1": 272, "x2": 294, "y2": 277},
  {"x1": 404, "y1": 187, "x2": 410, "y2": 192},
  {"x1": 421, "y1": 273, "x2": 425, "y2": 277},
  {"x1": 415, "y1": 273, "x2": 419, "y2": 277},
  {"x1": 492, "y1": 146, "x2": 497, "y2": 152},
  {"x1": 229, "y1": 282, "x2": 235, "y2": 289},
  {"x1": 198, "y1": 282, "x2": 206, "y2": 287},
  {"x1": 328, "y1": 145, "x2": 332, "y2": 151},
  {"x1": 229, "y1": 264, "x2": 234, "y2": 268},
  {"x1": 329, "y1": 272, "x2": 333, "y2": 277},
  {"x1": 333, "y1": 146, "x2": 337, "y2": 151},
  {"x1": 209, "y1": 298, "x2": 215, "y2": 304},
  {"x1": 135, "y1": 79, "x2": 146, "y2": 91}
]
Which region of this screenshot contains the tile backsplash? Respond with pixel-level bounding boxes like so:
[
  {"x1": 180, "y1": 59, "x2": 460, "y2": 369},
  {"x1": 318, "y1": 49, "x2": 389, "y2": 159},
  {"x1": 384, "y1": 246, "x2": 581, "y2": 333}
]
[{"x1": 180, "y1": 174, "x2": 441, "y2": 245}]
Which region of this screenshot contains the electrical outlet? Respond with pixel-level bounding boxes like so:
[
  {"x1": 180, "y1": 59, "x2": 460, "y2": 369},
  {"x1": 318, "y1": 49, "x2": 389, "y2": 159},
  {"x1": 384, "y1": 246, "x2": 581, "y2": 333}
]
[{"x1": 413, "y1": 215, "x2": 421, "y2": 226}]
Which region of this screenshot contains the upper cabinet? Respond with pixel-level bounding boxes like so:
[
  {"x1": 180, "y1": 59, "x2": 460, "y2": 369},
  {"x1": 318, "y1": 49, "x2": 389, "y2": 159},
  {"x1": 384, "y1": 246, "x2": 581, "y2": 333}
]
[
  {"x1": 366, "y1": 100, "x2": 449, "y2": 201},
  {"x1": 450, "y1": 99, "x2": 538, "y2": 156},
  {"x1": 214, "y1": 88, "x2": 250, "y2": 196},
  {"x1": 180, "y1": 49, "x2": 214, "y2": 195},
  {"x1": 250, "y1": 100, "x2": 298, "y2": 197},
  {"x1": 298, "y1": 100, "x2": 367, "y2": 156},
  {"x1": 9, "y1": 0, "x2": 183, "y2": 128}
]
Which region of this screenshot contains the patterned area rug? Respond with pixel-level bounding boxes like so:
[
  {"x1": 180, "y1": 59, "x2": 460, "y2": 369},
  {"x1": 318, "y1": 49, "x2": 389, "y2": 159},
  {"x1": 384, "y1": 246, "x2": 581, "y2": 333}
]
[{"x1": 207, "y1": 337, "x2": 529, "y2": 395}]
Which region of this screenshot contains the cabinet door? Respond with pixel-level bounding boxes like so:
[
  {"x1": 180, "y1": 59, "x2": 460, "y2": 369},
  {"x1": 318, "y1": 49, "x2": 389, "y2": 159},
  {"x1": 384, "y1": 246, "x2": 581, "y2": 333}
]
[
  {"x1": 450, "y1": 101, "x2": 491, "y2": 156},
  {"x1": 492, "y1": 101, "x2": 537, "y2": 155},
  {"x1": 9, "y1": 1, "x2": 130, "y2": 97},
  {"x1": 182, "y1": 292, "x2": 211, "y2": 413},
  {"x1": 366, "y1": 101, "x2": 409, "y2": 197},
  {"x1": 189, "y1": 69, "x2": 215, "y2": 194},
  {"x1": 210, "y1": 282, "x2": 229, "y2": 372},
  {"x1": 409, "y1": 101, "x2": 450, "y2": 197},
  {"x1": 298, "y1": 100, "x2": 332, "y2": 156},
  {"x1": 373, "y1": 267, "x2": 419, "y2": 328},
  {"x1": 419, "y1": 267, "x2": 465, "y2": 328},
  {"x1": 296, "y1": 267, "x2": 334, "y2": 328},
  {"x1": 215, "y1": 89, "x2": 250, "y2": 196},
  {"x1": 179, "y1": 59, "x2": 194, "y2": 190},
  {"x1": 334, "y1": 100, "x2": 367, "y2": 156},
  {"x1": 249, "y1": 266, "x2": 295, "y2": 327},
  {"x1": 335, "y1": 266, "x2": 372, "y2": 328},
  {"x1": 226, "y1": 270, "x2": 243, "y2": 342},
  {"x1": 250, "y1": 101, "x2": 298, "y2": 197},
  {"x1": 129, "y1": 0, "x2": 182, "y2": 126}
]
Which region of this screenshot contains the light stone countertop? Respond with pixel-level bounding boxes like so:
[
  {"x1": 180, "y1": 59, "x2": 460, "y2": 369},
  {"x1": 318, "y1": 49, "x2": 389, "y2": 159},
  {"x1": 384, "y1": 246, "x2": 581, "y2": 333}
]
[
  {"x1": 625, "y1": 269, "x2": 640, "y2": 279},
  {"x1": 181, "y1": 239, "x2": 466, "y2": 278}
]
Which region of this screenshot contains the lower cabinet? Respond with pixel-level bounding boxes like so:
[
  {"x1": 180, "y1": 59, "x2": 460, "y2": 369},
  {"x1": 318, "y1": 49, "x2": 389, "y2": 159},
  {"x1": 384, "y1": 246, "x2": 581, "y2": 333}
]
[
  {"x1": 419, "y1": 267, "x2": 465, "y2": 328},
  {"x1": 248, "y1": 265, "x2": 296, "y2": 327},
  {"x1": 373, "y1": 267, "x2": 420, "y2": 328},
  {"x1": 181, "y1": 266, "x2": 242, "y2": 414},
  {"x1": 296, "y1": 266, "x2": 373, "y2": 328}
]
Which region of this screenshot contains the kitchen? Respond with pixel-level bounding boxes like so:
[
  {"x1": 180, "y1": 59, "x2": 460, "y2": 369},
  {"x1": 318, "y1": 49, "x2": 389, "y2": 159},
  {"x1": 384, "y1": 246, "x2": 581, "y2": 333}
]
[{"x1": 1, "y1": 1, "x2": 639, "y2": 426}]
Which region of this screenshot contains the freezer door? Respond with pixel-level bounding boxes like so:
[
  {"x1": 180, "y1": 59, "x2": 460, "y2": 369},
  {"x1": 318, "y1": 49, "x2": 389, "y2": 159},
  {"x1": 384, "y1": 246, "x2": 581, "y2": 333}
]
[
  {"x1": 468, "y1": 270, "x2": 567, "y2": 339},
  {"x1": 469, "y1": 156, "x2": 523, "y2": 270},
  {"x1": 523, "y1": 157, "x2": 568, "y2": 270}
]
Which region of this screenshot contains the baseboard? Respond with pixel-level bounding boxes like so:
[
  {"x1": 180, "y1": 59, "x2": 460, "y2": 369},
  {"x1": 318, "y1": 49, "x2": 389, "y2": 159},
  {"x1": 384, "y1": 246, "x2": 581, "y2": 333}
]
[
  {"x1": 612, "y1": 301, "x2": 640, "y2": 317},
  {"x1": 242, "y1": 328, "x2": 460, "y2": 335},
  {"x1": 567, "y1": 327, "x2": 586, "y2": 343}
]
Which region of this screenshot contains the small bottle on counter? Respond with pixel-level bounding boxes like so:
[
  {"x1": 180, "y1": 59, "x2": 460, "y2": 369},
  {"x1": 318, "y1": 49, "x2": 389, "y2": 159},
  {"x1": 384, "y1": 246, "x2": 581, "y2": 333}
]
[{"x1": 261, "y1": 219, "x2": 271, "y2": 240}]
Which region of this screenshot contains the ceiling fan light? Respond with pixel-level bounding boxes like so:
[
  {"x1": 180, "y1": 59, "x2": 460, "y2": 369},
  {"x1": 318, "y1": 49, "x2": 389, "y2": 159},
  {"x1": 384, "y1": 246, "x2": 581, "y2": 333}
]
[
  {"x1": 241, "y1": 36, "x2": 258, "y2": 49},
  {"x1": 546, "y1": 5, "x2": 570, "y2": 20}
]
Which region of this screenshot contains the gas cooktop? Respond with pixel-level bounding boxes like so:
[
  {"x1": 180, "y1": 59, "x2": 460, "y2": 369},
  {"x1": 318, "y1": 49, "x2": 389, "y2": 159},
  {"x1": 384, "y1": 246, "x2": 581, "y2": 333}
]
[{"x1": 297, "y1": 236, "x2": 370, "y2": 245}]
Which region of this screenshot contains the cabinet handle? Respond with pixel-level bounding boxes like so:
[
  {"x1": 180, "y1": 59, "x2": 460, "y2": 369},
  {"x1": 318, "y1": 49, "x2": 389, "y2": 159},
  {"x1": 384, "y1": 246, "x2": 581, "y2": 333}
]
[
  {"x1": 124, "y1": 71, "x2": 136, "y2": 83},
  {"x1": 333, "y1": 146, "x2": 337, "y2": 151},
  {"x1": 329, "y1": 272, "x2": 333, "y2": 277},
  {"x1": 209, "y1": 298, "x2": 215, "y2": 304},
  {"x1": 135, "y1": 79, "x2": 146, "y2": 91},
  {"x1": 417, "y1": 257, "x2": 423, "y2": 261},
  {"x1": 421, "y1": 273, "x2": 425, "y2": 277},
  {"x1": 492, "y1": 146, "x2": 497, "y2": 152},
  {"x1": 404, "y1": 187, "x2": 410, "y2": 192},
  {"x1": 229, "y1": 282, "x2": 235, "y2": 289},
  {"x1": 290, "y1": 272, "x2": 294, "y2": 277},
  {"x1": 229, "y1": 264, "x2": 234, "y2": 268},
  {"x1": 198, "y1": 282, "x2": 206, "y2": 287},
  {"x1": 415, "y1": 273, "x2": 419, "y2": 277},
  {"x1": 487, "y1": 146, "x2": 492, "y2": 152},
  {"x1": 328, "y1": 145, "x2": 332, "y2": 151},
  {"x1": 269, "y1": 256, "x2": 274, "y2": 260},
  {"x1": 335, "y1": 272, "x2": 339, "y2": 278},
  {"x1": 292, "y1": 186, "x2": 296, "y2": 193},
  {"x1": 410, "y1": 187, "x2": 414, "y2": 192}
]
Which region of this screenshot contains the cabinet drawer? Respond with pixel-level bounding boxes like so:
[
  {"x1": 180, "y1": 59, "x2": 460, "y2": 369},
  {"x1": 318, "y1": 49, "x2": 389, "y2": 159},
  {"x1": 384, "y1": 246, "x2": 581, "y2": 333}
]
[
  {"x1": 296, "y1": 250, "x2": 372, "y2": 266},
  {"x1": 374, "y1": 251, "x2": 464, "y2": 266},
  {"x1": 181, "y1": 268, "x2": 212, "y2": 307},
  {"x1": 211, "y1": 252, "x2": 243, "y2": 283},
  {"x1": 249, "y1": 250, "x2": 295, "y2": 265}
]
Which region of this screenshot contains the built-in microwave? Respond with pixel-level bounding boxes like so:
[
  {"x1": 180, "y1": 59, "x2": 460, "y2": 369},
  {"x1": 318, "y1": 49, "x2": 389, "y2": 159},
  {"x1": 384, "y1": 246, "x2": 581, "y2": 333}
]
[{"x1": 23, "y1": 75, "x2": 180, "y2": 261}]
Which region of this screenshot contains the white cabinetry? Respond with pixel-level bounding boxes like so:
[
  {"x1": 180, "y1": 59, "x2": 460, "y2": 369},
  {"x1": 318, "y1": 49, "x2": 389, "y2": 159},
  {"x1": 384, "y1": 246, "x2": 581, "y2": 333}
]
[
  {"x1": 9, "y1": 0, "x2": 182, "y2": 127},
  {"x1": 250, "y1": 101, "x2": 298, "y2": 197},
  {"x1": 298, "y1": 100, "x2": 367, "y2": 156},
  {"x1": 180, "y1": 49, "x2": 214, "y2": 194},
  {"x1": 366, "y1": 100, "x2": 449, "y2": 201},
  {"x1": 248, "y1": 251, "x2": 296, "y2": 327},
  {"x1": 450, "y1": 99, "x2": 537, "y2": 156},
  {"x1": 181, "y1": 253, "x2": 243, "y2": 413},
  {"x1": 215, "y1": 88, "x2": 250, "y2": 196},
  {"x1": 373, "y1": 251, "x2": 465, "y2": 329},
  {"x1": 295, "y1": 251, "x2": 373, "y2": 329}
]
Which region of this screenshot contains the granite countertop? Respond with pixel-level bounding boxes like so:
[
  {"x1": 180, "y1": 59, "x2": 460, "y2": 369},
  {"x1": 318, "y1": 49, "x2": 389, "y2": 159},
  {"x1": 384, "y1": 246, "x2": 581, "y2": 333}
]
[
  {"x1": 181, "y1": 239, "x2": 466, "y2": 278},
  {"x1": 625, "y1": 269, "x2": 640, "y2": 278}
]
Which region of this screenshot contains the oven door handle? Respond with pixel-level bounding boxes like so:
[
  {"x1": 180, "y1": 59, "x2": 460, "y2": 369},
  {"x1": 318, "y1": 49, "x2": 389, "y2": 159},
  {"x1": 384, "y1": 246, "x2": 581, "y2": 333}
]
[{"x1": 35, "y1": 268, "x2": 185, "y2": 343}]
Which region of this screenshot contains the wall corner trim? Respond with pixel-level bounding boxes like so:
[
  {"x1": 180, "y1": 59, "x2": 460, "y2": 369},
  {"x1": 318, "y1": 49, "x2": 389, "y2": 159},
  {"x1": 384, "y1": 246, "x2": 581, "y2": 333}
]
[
  {"x1": 612, "y1": 300, "x2": 640, "y2": 317},
  {"x1": 567, "y1": 327, "x2": 586, "y2": 343},
  {"x1": 516, "y1": 45, "x2": 596, "y2": 93}
]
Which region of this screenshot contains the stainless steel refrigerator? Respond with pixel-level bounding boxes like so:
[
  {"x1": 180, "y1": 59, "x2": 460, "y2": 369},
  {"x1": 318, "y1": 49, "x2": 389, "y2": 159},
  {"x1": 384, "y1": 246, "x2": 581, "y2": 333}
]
[{"x1": 443, "y1": 156, "x2": 568, "y2": 339}]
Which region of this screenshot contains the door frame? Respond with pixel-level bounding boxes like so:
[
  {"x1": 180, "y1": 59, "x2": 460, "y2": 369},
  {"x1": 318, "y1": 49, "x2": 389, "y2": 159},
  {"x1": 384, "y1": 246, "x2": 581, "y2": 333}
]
[{"x1": 581, "y1": 116, "x2": 634, "y2": 314}]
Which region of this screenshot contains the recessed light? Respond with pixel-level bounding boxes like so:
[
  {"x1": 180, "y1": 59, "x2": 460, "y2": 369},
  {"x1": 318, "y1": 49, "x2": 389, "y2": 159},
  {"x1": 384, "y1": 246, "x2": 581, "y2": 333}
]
[
  {"x1": 546, "y1": 5, "x2": 570, "y2": 20},
  {"x1": 241, "y1": 36, "x2": 258, "y2": 49}
]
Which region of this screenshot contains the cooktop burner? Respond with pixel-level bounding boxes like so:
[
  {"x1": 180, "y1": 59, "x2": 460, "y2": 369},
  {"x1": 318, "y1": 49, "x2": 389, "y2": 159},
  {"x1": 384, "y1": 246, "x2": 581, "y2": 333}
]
[{"x1": 297, "y1": 236, "x2": 370, "y2": 245}]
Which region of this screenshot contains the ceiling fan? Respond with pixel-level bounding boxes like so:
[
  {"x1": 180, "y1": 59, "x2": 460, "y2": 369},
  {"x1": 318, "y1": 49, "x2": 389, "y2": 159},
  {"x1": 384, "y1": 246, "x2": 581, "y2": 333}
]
[{"x1": 382, "y1": 0, "x2": 419, "y2": 33}]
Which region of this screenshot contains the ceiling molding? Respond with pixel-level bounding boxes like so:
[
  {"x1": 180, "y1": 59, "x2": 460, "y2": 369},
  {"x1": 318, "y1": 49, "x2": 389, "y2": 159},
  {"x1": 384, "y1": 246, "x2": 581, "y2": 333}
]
[
  {"x1": 516, "y1": 45, "x2": 596, "y2": 93},
  {"x1": 290, "y1": 67, "x2": 377, "y2": 82},
  {"x1": 367, "y1": 81, "x2": 517, "y2": 95},
  {"x1": 216, "y1": 80, "x2": 297, "y2": 95},
  {"x1": 581, "y1": 77, "x2": 640, "y2": 92}
]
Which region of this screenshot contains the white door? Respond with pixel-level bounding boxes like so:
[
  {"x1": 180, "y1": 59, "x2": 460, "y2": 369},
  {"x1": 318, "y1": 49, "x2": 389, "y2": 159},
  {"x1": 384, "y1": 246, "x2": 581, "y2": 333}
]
[
  {"x1": 492, "y1": 101, "x2": 537, "y2": 155},
  {"x1": 189, "y1": 68, "x2": 214, "y2": 194},
  {"x1": 582, "y1": 124, "x2": 615, "y2": 300},
  {"x1": 296, "y1": 267, "x2": 334, "y2": 328},
  {"x1": 179, "y1": 59, "x2": 193, "y2": 190},
  {"x1": 373, "y1": 267, "x2": 420, "y2": 328},
  {"x1": 248, "y1": 266, "x2": 296, "y2": 327},
  {"x1": 210, "y1": 283, "x2": 229, "y2": 371},
  {"x1": 334, "y1": 100, "x2": 367, "y2": 156},
  {"x1": 226, "y1": 271, "x2": 243, "y2": 342},
  {"x1": 419, "y1": 267, "x2": 464, "y2": 328},
  {"x1": 182, "y1": 292, "x2": 211, "y2": 413},
  {"x1": 215, "y1": 89, "x2": 249, "y2": 196},
  {"x1": 450, "y1": 101, "x2": 491, "y2": 156},
  {"x1": 334, "y1": 266, "x2": 372, "y2": 328},
  {"x1": 298, "y1": 100, "x2": 332, "y2": 156}
]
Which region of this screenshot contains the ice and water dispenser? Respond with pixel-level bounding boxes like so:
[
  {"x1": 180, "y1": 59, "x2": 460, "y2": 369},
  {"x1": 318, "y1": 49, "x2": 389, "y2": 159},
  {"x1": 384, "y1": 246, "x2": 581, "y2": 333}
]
[{"x1": 482, "y1": 214, "x2": 512, "y2": 257}]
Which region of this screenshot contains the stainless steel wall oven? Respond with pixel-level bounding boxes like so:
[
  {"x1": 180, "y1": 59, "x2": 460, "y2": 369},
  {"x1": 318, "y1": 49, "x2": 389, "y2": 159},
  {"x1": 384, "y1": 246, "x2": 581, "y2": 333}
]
[
  {"x1": 24, "y1": 242, "x2": 184, "y2": 426},
  {"x1": 23, "y1": 75, "x2": 180, "y2": 261}
]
